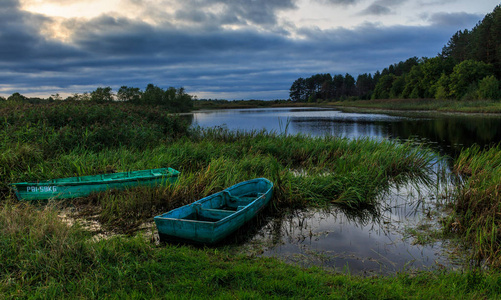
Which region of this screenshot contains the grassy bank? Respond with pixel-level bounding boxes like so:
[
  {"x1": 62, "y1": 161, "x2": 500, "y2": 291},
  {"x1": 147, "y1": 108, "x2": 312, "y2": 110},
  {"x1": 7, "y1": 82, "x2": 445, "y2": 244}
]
[
  {"x1": 0, "y1": 101, "x2": 438, "y2": 224},
  {"x1": 328, "y1": 98, "x2": 501, "y2": 114},
  {"x1": 194, "y1": 98, "x2": 501, "y2": 114},
  {"x1": 2, "y1": 101, "x2": 501, "y2": 298}
]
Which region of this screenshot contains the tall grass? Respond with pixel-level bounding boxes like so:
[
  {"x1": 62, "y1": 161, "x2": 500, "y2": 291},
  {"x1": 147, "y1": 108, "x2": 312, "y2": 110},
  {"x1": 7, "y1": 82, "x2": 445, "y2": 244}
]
[
  {"x1": 0, "y1": 201, "x2": 93, "y2": 291},
  {"x1": 1, "y1": 101, "x2": 439, "y2": 230},
  {"x1": 0, "y1": 101, "x2": 189, "y2": 154},
  {"x1": 2, "y1": 128, "x2": 439, "y2": 233},
  {"x1": 0, "y1": 101, "x2": 189, "y2": 190},
  {"x1": 447, "y1": 144, "x2": 501, "y2": 267}
]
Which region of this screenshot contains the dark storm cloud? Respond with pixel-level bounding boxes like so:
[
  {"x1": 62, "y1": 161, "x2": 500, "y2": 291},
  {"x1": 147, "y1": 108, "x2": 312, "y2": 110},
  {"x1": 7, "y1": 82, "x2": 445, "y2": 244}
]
[
  {"x1": 176, "y1": 0, "x2": 297, "y2": 26},
  {"x1": 174, "y1": 9, "x2": 241, "y2": 27},
  {"x1": 418, "y1": 0, "x2": 456, "y2": 5},
  {"x1": 224, "y1": 0, "x2": 296, "y2": 25},
  {"x1": 3, "y1": 0, "x2": 19, "y2": 8},
  {"x1": 65, "y1": 14, "x2": 292, "y2": 60},
  {"x1": 427, "y1": 12, "x2": 483, "y2": 28},
  {"x1": 0, "y1": 0, "x2": 81, "y2": 64},
  {"x1": 1, "y1": 0, "x2": 463, "y2": 99},
  {"x1": 360, "y1": 4, "x2": 392, "y2": 15},
  {"x1": 359, "y1": 0, "x2": 407, "y2": 16}
]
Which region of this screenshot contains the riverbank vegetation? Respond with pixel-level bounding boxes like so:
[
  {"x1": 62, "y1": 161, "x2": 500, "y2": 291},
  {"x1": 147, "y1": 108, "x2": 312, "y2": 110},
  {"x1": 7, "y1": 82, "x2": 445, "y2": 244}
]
[
  {"x1": 289, "y1": 5, "x2": 501, "y2": 103},
  {"x1": 448, "y1": 145, "x2": 501, "y2": 268},
  {"x1": 2, "y1": 101, "x2": 501, "y2": 297},
  {"x1": 193, "y1": 99, "x2": 289, "y2": 110},
  {"x1": 328, "y1": 98, "x2": 501, "y2": 114}
]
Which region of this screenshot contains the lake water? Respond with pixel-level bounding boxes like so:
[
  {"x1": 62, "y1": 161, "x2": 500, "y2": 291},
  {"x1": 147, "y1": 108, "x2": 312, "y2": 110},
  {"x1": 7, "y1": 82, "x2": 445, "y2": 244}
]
[
  {"x1": 189, "y1": 107, "x2": 501, "y2": 157},
  {"x1": 187, "y1": 107, "x2": 501, "y2": 274}
]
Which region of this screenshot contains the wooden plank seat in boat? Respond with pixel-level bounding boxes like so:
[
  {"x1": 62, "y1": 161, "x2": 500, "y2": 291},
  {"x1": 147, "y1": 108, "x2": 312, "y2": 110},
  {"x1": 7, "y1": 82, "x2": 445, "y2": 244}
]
[
  {"x1": 192, "y1": 192, "x2": 264, "y2": 221},
  {"x1": 197, "y1": 207, "x2": 234, "y2": 221},
  {"x1": 223, "y1": 191, "x2": 263, "y2": 208}
]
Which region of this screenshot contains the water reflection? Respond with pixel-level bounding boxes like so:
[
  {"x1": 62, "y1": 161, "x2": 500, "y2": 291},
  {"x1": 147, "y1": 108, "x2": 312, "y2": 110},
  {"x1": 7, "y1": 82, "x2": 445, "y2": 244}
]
[
  {"x1": 244, "y1": 183, "x2": 461, "y2": 275},
  {"x1": 386, "y1": 116, "x2": 501, "y2": 157},
  {"x1": 190, "y1": 107, "x2": 501, "y2": 157}
]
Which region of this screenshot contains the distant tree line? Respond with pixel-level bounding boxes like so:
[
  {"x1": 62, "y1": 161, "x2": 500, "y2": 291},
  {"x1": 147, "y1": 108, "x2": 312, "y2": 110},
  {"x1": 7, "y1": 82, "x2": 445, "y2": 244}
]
[
  {"x1": 1, "y1": 84, "x2": 194, "y2": 113},
  {"x1": 289, "y1": 72, "x2": 374, "y2": 102},
  {"x1": 290, "y1": 5, "x2": 501, "y2": 102}
]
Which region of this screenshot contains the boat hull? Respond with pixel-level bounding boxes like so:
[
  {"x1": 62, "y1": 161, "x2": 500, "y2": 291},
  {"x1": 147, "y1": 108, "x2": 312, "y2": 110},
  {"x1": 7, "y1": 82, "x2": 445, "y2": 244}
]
[
  {"x1": 154, "y1": 178, "x2": 273, "y2": 244},
  {"x1": 10, "y1": 168, "x2": 180, "y2": 201}
]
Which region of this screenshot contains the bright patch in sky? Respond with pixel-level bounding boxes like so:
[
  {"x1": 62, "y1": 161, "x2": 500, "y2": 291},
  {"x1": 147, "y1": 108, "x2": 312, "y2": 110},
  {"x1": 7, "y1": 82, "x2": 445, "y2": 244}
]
[{"x1": 21, "y1": 0, "x2": 121, "y2": 19}]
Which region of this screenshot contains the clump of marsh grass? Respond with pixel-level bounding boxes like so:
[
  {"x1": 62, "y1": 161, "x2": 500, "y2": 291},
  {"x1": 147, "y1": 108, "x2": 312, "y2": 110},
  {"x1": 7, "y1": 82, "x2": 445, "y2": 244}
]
[
  {"x1": 448, "y1": 146, "x2": 499, "y2": 262},
  {"x1": 0, "y1": 101, "x2": 189, "y2": 193},
  {"x1": 0, "y1": 200, "x2": 94, "y2": 289},
  {"x1": 447, "y1": 144, "x2": 501, "y2": 267},
  {"x1": 0, "y1": 101, "x2": 189, "y2": 156}
]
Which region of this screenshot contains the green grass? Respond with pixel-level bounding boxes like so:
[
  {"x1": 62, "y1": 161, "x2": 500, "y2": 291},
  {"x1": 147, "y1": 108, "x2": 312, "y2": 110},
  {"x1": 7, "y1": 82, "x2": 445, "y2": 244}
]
[
  {"x1": 328, "y1": 98, "x2": 501, "y2": 113},
  {"x1": 0, "y1": 101, "x2": 439, "y2": 232},
  {"x1": 193, "y1": 98, "x2": 501, "y2": 114},
  {"x1": 445, "y1": 144, "x2": 501, "y2": 267},
  {"x1": 0, "y1": 100, "x2": 189, "y2": 154}
]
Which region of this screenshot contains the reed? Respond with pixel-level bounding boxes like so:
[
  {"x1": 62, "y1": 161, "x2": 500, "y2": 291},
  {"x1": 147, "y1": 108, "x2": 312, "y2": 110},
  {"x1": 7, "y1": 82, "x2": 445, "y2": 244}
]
[
  {"x1": 0, "y1": 101, "x2": 189, "y2": 154},
  {"x1": 7, "y1": 133, "x2": 435, "y2": 225},
  {"x1": 447, "y1": 144, "x2": 501, "y2": 267}
]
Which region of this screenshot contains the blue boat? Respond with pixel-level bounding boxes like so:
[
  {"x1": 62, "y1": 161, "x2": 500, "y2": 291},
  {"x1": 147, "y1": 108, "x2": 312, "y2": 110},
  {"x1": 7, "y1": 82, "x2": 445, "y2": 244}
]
[{"x1": 154, "y1": 178, "x2": 273, "y2": 244}]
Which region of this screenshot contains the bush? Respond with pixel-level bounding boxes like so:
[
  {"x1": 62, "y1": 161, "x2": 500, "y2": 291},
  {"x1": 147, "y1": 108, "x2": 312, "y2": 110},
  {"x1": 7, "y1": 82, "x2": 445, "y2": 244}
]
[
  {"x1": 449, "y1": 60, "x2": 494, "y2": 99},
  {"x1": 0, "y1": 101, "x2": 190, "y2": 154},
  {"x1": 434, "y1": 73, "x2": 452, "y2": 100},
  {"x1": 477, "y1": 75, "x2": 500, "y2": 100}
]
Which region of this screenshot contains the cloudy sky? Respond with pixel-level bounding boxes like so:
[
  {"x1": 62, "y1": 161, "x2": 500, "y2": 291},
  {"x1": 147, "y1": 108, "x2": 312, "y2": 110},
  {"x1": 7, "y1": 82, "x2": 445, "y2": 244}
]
[{"x1": 1, "y1": 0, "x2": 498, "y2": 100}]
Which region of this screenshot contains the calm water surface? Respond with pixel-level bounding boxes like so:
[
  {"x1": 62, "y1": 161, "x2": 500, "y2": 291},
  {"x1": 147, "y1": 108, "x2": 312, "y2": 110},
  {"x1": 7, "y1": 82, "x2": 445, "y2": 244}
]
[
  {"x1": 188, "y1": 107, "x2": 501, "y2": 274},
  {"x1": 190, "y1": 107, "x2": 501, "y2": 156}
]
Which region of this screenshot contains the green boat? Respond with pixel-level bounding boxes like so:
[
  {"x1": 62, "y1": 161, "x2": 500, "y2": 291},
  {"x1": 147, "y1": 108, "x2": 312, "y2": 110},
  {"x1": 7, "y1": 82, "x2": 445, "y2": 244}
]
[
  {"x1": 10, "y1": 167, "x2": 180, "y2": 201},
  {"x1": 154, "y1": 178, "x2": 273, "y2": 244}
]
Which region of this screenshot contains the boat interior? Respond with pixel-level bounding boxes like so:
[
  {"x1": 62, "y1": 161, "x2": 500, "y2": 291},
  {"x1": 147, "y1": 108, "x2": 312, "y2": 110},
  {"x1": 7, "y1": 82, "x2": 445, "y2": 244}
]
[{"x1": 185, "y1": 191, "x2": 264, "y2": 222}]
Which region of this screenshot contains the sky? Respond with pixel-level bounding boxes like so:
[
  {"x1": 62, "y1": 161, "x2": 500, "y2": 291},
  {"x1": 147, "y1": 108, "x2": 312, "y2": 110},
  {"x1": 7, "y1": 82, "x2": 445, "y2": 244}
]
[{"x1": 0, "y1": 0, "x2": 499, "y2": 100}]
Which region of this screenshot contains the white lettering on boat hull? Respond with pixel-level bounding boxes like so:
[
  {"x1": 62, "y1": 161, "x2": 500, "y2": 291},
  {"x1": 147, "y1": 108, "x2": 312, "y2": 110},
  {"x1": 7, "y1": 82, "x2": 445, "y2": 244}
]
[{"x1": 26, "y1": 186, "x2": 58, "y2": 193}]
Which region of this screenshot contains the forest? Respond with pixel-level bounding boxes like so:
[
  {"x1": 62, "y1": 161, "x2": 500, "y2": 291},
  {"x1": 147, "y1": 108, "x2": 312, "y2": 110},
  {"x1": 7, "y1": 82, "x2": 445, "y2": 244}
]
[
  {"x1": 0, "y1": 84, "x2": 194, "y2": 113},
  {"x1": 290, "y1": 5, "x2": 501, "y2": 102}
]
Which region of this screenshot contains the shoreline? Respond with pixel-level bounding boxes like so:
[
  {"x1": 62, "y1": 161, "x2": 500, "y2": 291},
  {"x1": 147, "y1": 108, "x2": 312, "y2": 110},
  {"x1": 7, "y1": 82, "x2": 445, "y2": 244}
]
[{"x1": 193, "y1": 98, "x2": 501, "y2": 116}]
